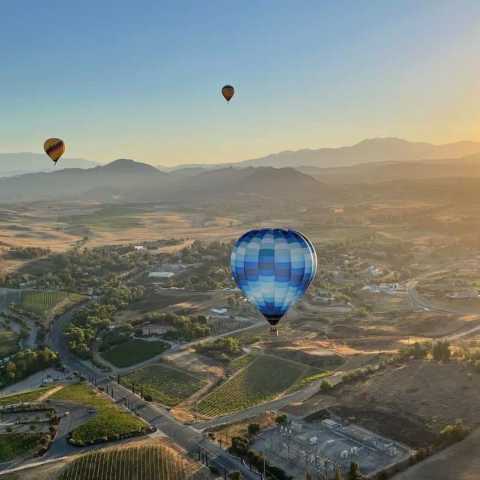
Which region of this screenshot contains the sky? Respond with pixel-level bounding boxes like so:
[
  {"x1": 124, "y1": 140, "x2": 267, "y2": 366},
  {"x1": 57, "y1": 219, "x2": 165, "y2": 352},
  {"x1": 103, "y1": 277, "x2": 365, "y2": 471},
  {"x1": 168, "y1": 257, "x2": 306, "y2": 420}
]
[{"x1": 0, "y1": 0, "x2": 479, "y2": 166}]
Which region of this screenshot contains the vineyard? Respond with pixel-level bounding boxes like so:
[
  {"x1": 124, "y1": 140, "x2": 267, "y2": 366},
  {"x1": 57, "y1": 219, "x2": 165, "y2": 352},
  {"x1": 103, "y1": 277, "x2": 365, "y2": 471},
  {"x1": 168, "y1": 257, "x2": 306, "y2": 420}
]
[
  {"x1": 0, "y1": 330, "x2": 19, "y2": 357},
  {"x1": 197, "y1": 354, "x2": 310, "y2": 417},
  {"x1": 120, "y1": 363, "x2": 206, "y2": 406},
  {"x1": 59, "y1": 443, "x2": 190, "y2": 480},
  {"x1": 20, "y1": 291, "x2": 84, "y2": 319},
  {"x1": 51, "y1": 383, "x2": 149, "y2": 445},
  {"x1": 102, "y1": 339, "x2": 169, "y2": 368},
  {"x1": 207, "y1": 317, "x2": 253, "y2": 335}
]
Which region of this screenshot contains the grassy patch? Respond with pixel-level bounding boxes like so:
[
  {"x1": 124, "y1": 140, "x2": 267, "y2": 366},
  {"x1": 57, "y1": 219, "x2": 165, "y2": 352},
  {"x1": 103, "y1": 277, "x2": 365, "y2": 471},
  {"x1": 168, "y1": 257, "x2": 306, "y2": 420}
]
[
  {"x1": 51, "y1": 383, "x2": 148, "y2": 445},
  {"x1": 120, "y1": 364, "x2": 206, "y2": 406},
  {"x1": 197, "y1": 355, "x2": 310, "y2": 417},
  {"x1": 0, "y1": 433, "x2": 44, "y2": 462},
  {"x1": 102, "y1": 339, "x2": 169, "y2": 368},
  {"x1": 60, "y1": 206, "x2": 149, "y2": 231},
  {"x1": 0, "y1": 387, "x2": 55, "y2": 406}
]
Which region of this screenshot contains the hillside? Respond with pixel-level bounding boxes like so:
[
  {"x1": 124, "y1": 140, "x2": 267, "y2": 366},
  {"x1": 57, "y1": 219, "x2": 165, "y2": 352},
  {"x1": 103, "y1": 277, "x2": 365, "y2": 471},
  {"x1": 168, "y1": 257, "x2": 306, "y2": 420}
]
[
  {"x1": 0, "y1": 159, "x2": 168, "y2": 202},
  {"x1": 0, "y1": 161, "x2": 327, "y2": 207},
  {"x1": 300, "y1": 153, "x2": 480, "y2": 184}
]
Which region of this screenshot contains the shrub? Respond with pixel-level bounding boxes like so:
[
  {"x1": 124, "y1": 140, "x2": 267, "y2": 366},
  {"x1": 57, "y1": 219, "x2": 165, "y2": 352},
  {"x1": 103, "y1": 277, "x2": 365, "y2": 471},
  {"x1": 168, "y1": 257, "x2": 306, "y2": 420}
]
[{"x1": 320, "y1": 380, "x2": 333, "y2": 392}]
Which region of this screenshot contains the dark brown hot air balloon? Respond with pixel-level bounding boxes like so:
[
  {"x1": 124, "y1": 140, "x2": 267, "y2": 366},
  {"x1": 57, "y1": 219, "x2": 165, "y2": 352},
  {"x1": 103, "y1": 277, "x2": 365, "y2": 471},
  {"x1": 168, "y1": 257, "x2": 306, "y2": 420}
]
[
  {"x1": 221, "y1": 85, "x2": 235, "y2": 102},
  {"x1": 44, "y1": 138, "x2": 65, "y2": 164}
]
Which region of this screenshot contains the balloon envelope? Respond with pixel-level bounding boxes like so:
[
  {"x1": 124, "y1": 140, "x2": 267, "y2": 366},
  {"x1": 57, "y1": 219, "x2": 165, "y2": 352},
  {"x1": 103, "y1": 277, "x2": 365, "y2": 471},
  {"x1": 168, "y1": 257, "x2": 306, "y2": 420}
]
[
  {"x1": 231, "y1": 228, "x2": 317, "y2": 326},
  {"x1": 44, "y1": 138, "x2": 65, "y2": 163},
  {"x1": 222, "y1": 85, "x2": 234, "y2": 102}
]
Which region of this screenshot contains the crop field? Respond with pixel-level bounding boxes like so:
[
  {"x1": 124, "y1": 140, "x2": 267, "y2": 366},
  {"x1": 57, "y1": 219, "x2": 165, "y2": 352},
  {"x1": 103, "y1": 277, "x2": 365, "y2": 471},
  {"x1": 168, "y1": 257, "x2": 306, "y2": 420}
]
[
  {"x1": 20, "y1": 291, "x2": 84, "y2": 319},
  {"x1": 101, "y1": 339, "x2": 170, "y2": 368},
  {"x1": 196, "y1": 354, "x2": 310, "y2": 417},
  {"x1": 59, "y1": 443, "x2": 189, "y2": 480},
  {"x1": 207, "y1": 317, "x2": 253, "y2": 335},
  {"x1": 120, "y1": 363, "x2": 206, "y2": 406},
  {"x1": 51, "y1": 383, "x2": 149, "y2": 445}
]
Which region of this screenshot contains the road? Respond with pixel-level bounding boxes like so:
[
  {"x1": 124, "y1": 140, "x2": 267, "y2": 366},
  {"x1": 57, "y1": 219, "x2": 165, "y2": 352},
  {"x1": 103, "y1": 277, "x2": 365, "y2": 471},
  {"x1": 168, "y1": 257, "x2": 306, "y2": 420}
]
[
  {"x1": 42, "y1": 305, "x2": 261, "y2": 480},
  {"x1": 102, "y1": 318, "x2": 264, "y2": 375},
  {"x1": 407, "y1": 280, "x2": 480, "y2": 341}
]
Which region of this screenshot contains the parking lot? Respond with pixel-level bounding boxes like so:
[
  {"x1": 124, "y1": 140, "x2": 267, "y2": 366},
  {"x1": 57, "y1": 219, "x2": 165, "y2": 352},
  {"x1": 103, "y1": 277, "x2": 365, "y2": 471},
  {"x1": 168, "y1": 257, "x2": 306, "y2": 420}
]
[{"x1": 252, "y1": 417, "x2": 412, "y2": 479}]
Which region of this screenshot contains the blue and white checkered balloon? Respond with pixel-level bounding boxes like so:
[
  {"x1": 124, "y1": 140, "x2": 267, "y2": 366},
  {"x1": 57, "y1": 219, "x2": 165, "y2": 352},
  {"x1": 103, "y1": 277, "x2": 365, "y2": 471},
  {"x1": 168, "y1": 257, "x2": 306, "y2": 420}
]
[{"x1": 230, "y1": 228, "x2": 317, "y2": 326}]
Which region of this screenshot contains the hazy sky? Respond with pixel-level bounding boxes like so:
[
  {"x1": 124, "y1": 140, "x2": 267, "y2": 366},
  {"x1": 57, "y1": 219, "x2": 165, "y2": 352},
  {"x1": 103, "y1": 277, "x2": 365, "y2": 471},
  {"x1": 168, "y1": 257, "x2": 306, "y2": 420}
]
[{"x1": 0, "y1": 0, "x2": 479, "y2": 166}]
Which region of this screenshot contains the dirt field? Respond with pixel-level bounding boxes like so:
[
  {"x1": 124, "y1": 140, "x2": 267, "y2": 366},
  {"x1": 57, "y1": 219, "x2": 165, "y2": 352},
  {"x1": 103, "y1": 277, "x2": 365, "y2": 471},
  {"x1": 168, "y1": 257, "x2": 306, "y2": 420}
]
[
  {"x1": 308, "y1": 359, "x2": 480, "y2": 447},
  {"x1": 392, "y1": 427, "x2": 480, "y2": 480}
]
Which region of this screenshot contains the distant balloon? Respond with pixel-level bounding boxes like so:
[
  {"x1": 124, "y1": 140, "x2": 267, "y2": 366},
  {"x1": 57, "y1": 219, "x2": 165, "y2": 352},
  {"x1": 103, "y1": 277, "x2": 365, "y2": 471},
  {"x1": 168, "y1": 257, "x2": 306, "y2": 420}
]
[
  {"x1": 44, "y1": 138, "x2": 65, "y2": 164},
  {"x1": 231, "y1": 228, "x2": 317, "y2": 332},
  {"x1": 221, "y1": 85, "x2": 235, "y2": 102}
]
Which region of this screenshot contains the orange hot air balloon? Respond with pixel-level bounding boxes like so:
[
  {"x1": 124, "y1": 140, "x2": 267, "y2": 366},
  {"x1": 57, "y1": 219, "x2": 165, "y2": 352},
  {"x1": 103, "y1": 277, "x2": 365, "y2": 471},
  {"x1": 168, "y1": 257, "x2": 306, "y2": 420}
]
[
  {"x1": 222, "y1": 85, "x2": 235, "y2": 102},
  {"x1": 44, "y1": 138, "x2": 65, "y2": 164}
]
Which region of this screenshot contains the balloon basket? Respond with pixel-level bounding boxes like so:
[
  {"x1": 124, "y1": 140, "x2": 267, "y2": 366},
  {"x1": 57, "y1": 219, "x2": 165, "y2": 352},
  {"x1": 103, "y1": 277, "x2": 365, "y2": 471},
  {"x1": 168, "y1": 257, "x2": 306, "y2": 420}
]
[{"x1": 270, "y1": 327, "x2": 279, "y2": 336}]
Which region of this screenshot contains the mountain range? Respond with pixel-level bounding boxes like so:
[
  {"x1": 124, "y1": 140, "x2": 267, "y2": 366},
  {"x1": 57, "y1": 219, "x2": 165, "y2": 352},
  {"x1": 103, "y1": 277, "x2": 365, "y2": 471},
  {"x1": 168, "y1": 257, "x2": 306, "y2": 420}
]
[
  {"x1": 2, "y1": 138, "x2": 480, "y2": 206},
  {"x1": 158, "y1": 137, "x2": 480, "y2": 171},
  {"x1": 0, "y1": 153, "x2": 97, "y2": 177}
]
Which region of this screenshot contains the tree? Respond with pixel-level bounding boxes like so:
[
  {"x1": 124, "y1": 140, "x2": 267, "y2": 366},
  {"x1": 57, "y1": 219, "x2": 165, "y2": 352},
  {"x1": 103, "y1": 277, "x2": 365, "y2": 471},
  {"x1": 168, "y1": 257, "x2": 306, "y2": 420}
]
[
  {"x1": 348, "y1": 462, "x2": 361, "y2": 480},
  {"x1": 432, "y1": 341, "x2": 451, "y2": 362},
  {"x1": 275, "y1": 414, "x2": 288, "y2": 426},
  {"x1": 248, "y1": 423, "x2": 260, "y2": 436},
  {"x1": 320, "y1": 380, "x2": 333, "y2": 393}
]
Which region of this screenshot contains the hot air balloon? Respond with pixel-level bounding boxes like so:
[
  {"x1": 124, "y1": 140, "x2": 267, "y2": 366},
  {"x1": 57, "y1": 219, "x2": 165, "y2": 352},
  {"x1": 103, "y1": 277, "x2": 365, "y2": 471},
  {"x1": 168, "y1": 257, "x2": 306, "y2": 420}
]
[
  {"x1": 231, "y1": 228, "x2": 317, "y2": 334},
  {"x1": 44, "y1": 138, "x2": 65, "y2": 164},
  {"x1": 221, "y1": 85, "x2": 234, "y2": 102}
]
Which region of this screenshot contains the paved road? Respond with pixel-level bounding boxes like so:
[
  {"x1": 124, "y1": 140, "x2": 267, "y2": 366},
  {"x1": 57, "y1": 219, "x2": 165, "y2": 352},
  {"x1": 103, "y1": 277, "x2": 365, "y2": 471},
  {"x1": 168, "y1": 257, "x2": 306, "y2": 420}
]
[
  {"x1": 103, "y1": 319, "x2": 264, "y2": 375},
  {"x1": 43, "y1": 305, "x2": 261, "y2": 480},
  {"x1": 407, "y1": 280, "x2": 480, "y2": 341}
]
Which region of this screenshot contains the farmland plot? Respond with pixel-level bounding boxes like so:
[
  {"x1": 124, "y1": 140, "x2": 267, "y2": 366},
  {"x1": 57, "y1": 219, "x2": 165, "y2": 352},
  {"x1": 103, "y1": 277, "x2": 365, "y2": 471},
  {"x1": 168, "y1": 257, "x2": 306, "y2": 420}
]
[{"x1": 197, "y1": 354, "x2": 310, "y2": 417}]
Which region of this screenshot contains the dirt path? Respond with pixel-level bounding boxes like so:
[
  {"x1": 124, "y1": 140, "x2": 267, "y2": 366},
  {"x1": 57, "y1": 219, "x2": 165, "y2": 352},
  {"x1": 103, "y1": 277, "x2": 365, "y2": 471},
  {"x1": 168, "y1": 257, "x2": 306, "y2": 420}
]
[{"x1": 37, "y1": 385, "x2": 64, "y2": 402}]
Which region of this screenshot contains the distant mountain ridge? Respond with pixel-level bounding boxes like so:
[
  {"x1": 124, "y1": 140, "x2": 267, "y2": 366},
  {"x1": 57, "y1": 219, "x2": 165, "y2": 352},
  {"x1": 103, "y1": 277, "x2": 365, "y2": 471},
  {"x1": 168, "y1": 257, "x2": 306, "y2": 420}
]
[
  {"x1": 236, "y1": 138, "x2": 480, "y2": 169},
  {"x1": 0, "y1": 153, "x2": 98, "y2": 177},
  {"x1": 159, "y1": 138, "x2": 480, "y2": 171},
  {"x1": 0, "y1": 159, "x2": 322, "y2": 206}
]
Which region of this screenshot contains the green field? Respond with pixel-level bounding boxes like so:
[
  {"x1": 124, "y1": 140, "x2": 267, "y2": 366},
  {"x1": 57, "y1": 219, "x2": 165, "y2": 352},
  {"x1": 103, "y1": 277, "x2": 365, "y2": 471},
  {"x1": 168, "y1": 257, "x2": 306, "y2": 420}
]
[
  {"x1": 0, "y1": 433, "x2": 45, "y2": 462},
  {"x1": 60, "y1": 206, "x2": 150, "y2": 231},
  {"x1": 120, "y1": 364, "x2": 206, "y2": 406},
  {"x1": 102, "y1": 339, "x2": 169, "y2": 368},
  {"x1": 197, "y1": 354, "x2": 310, "y2": 417},
  {"x1": 0, "y1": 386, "x2": 55, "y2": 406},
  {"x1": 20, "y1": 291, "x2": 85, "y2": 319},
  {"x1": 59, "y1": 444, "x2": 188, "y2": 480},
  {"x1": 0, "y1": 331, "x2": 19, "y2": 357},
  {"x1": 51, "y1": 383, "x2": 148, "y2": 445}
]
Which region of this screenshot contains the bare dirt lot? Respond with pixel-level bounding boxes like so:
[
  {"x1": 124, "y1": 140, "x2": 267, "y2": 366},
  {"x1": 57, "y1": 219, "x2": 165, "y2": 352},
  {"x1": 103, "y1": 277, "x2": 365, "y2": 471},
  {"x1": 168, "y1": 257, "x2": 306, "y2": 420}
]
[
  {"x1": 303, "y1": 359, "x2": 480, "y2": 448},
  {"x1": 392, "y1": 427, "x2": 480, "y2": 480}
]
